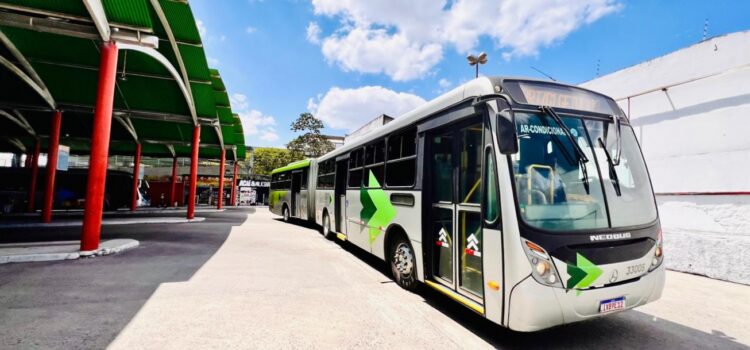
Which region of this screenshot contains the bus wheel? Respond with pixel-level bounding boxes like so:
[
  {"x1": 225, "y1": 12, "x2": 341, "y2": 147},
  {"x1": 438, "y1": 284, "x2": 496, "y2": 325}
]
[
  {"x1": 282, "y1": 205, "x2": 290, "y2": 222},
  {"x1": 322, "y1": 212, "x2": 334, "y2": 240},
  {"x1": 390, "y1": 236, "x2": 418, "y2": 291}
]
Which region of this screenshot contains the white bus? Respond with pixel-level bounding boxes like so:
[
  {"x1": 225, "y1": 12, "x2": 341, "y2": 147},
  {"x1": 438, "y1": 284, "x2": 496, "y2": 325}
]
[{"x1": 270, "y1": 77, "x2": 665, "y2": 331}]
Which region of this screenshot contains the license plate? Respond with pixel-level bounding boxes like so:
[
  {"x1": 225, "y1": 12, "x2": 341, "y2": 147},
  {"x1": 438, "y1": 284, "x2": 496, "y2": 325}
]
[{"x1": 599, "y1": 296, "x2": 626, "y2": 313}]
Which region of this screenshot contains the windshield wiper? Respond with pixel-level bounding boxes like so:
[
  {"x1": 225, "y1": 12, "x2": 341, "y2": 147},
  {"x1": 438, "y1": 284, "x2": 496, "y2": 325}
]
[
  {"x1": 539, "y1": 106, "x2": 591, "y2": 194},
  {"x1": 540, "y1": 106, "x2": 589, "y2": 164},
  {"x1": 597, "y1": 137, "x2": 622, "y2": 196}
]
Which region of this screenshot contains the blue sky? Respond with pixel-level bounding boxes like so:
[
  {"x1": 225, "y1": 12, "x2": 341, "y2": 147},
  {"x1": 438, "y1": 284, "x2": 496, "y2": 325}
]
[{"x1": 190, "y1": 0, "x2": 750, "y2": 148}]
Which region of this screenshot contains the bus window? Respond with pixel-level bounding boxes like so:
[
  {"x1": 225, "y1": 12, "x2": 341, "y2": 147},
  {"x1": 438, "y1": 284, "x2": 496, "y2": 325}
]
[
  {"x1": 484, "y1": 148, "x2": 499, "y2": 223},
  {"x1": 459, "y1": 124, "x2": 483, "y2": 204},
  {"x1": 364, "y1": 140, "x2": 385, "y2": 187},
  {"x1": 386, "y1": 128, "x2": 417, "y2": 187},
  {"x1": 348, "y1": 148, "x2": 364, "y2": 188}
]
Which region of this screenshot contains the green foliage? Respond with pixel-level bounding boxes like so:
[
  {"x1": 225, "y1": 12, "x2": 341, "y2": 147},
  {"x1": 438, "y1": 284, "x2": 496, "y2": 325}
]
[
  {"x1": 251, "y1": 147, "x2": 298, "y2": 175},
  {"x1": 287, "y1": 112, "x2": 335, "y2": 159}
]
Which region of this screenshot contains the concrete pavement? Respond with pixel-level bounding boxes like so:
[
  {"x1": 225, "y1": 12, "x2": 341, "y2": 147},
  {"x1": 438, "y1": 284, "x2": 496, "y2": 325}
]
[
  {"x1": 108, "y1": 209, "x2": 750, "y2": 349},
  {"x1": 1, "y1": 207, "x2": 748, "y2": 349}
]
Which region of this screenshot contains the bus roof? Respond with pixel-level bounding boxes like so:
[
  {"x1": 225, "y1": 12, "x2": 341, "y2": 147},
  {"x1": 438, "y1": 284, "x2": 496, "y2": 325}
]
[
  {"x1": 270, "y1": 159, "x2": 312, "y2": 175},
  {"x1": 317, "y1": 76, "x2": 497, "y2": 162},
  {"x1": 311, "y1": 76, "x2": 616, "y2": 163}
]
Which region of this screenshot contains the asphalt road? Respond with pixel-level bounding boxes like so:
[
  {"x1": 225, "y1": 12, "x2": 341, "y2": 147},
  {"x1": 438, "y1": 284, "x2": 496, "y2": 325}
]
[{"x1": 1, "y1": 208, "x2": 748, "y2": 349}]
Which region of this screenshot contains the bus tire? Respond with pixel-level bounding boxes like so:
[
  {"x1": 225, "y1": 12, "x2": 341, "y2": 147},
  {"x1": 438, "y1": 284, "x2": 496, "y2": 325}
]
[
  {"x1": 322, "y1": 211, "x2": 335, "y2": 240},
  {"x1": 282, "y1": 205, "x2": 290, "y2": 222},
  {"x1": 390, "y1": 235, "x2": 418, "y2": 292}
]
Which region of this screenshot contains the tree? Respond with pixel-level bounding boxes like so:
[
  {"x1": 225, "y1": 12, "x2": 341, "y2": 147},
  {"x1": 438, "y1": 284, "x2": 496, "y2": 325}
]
[
  {"x1": 286, "y1": 112, "x2": 335, "y2": 159},
  {"x1": 251, "y1": 147, "x2": 294, "y2": 175}
]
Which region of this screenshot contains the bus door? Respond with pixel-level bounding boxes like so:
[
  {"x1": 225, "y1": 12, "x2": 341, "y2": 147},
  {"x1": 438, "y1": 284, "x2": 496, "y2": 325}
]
[
  {"x1": 291, "y1": 170, "x2": 302, "y2": 217},
  {"x1": 334, "y1": 158, "x2": 348, "y2": 234},
  {"x1": 425, "y1": 117, "x2": 485, "y2": 303}
]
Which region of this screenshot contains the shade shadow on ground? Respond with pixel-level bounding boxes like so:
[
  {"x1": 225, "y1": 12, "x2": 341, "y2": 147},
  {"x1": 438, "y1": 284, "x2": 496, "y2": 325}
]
[{"x1": 0, "y1": 208, "x2": 254, "y2": 349}]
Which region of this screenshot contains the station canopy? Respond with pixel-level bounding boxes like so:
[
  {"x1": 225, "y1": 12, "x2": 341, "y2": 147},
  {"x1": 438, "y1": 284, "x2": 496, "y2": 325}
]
[{"x1": 0, "y1": 0, "x2": 246, "y2": 161}]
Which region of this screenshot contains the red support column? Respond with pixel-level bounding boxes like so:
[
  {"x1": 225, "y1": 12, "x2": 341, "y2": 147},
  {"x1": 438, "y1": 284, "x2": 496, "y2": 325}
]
[
  {"x1": 169, "y1": 157, "x2": 178, "y2": 207},
  {"x1": 130, "y1": 143, "x2": 142, "y2": 211},
  {"x1": 187, "y1": 125, "x2": 200, "y2": 219},
  {"x1": 231, "y1": 161, "x2": 238, "y2": 206},
  {"x1": 41, "y1": 111, "x2": 62, "y2": 223},
  {"x1": 81, "y1": 42, "x2": 118, "y2": 252},
  {"x1": 27, "y1": 139, "x2": 40, "y2": 212},
  {"x1": 217, "y1": 149, "x2": 225, "y2": 210}
]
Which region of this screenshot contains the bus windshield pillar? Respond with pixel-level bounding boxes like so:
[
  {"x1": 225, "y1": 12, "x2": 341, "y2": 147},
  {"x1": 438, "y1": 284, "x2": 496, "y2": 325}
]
[
  {"x1": 27, "y1": 139, "x2": 40, "y2": 213},
  {"x1": 217, "y1": 149, "x2": 225, "y2": 210},
  {"x1": 41, "y1": 110, "x2": 62, "y2": 223},
  {"x1": 170, "y1": 157, "x2": 178, "y2": 207},
  {"x1": 231, "y1": 161, "x2": 238, "y2": 206},
  {"x1": 187, "y1": 125, "x2": 200, "y2": 219},
  {"x1": 130, "y1": 142, "x2": 142, "y2": 211},
  {"x1": 81, "y1": 41, "x2": 118, "y2": 252}
]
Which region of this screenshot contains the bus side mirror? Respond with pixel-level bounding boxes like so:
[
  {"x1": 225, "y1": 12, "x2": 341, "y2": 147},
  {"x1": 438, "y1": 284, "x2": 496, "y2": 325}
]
[{"x1": 496, "y1": 111, "x2": 519, "y2": 155}]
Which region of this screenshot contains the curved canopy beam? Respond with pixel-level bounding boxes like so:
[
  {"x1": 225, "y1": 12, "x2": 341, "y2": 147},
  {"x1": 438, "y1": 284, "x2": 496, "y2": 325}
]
[
  {"x1": 0, "y1": 31, "x2": 56, "y2": 109},
  {"x1": 149, "y1": 0, "x2": 198, "y2": 126},
  {"x1": 116, "y1": 42, "x2": 197, "y2": 125},
  {"x1": 0, "y1": 109, "x2": 35, "y2": 136}
]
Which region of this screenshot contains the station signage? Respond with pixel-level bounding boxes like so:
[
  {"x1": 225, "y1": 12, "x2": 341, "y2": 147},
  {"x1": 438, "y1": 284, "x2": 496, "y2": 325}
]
[
  {"x1": 239, "y1": 180, "x2": 270, "y2": 187},
  {"x1": 57, "y1": 145, "x2": 70, "y2": 171}
]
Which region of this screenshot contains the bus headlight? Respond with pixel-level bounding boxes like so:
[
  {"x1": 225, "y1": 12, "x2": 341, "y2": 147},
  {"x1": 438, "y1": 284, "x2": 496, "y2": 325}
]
[
  {"x1": 522, "y1": 239, "x2": 563, "y2": 287},
  {"x1": 648, "y1": 228, "x2": 664, "y2": 272}
]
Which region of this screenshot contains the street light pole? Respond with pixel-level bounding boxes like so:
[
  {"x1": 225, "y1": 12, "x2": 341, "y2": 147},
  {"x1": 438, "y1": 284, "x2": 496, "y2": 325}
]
[{"x1": 467, "y1": 52, "x2": 488, "y2": 78}]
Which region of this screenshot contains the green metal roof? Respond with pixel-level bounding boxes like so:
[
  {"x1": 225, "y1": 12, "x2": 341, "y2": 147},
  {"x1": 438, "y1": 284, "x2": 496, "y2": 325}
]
[
  {"x1": 0, "y1": 0, "x2": 247, "y2": 160},
  {"x1": 271, "y1": 159, "x2": 311, "y2": 175}
]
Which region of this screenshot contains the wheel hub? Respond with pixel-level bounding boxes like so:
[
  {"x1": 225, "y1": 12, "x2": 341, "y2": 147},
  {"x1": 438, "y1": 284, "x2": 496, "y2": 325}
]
[{"x1": 394, "y1": 244, "x2": 413, "y2": 275}]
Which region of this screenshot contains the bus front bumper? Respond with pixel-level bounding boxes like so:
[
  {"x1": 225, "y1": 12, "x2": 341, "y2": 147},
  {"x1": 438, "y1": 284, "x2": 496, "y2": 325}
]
[{"x1": 508, "y1": 264, "x2": 665, "y2": 332}]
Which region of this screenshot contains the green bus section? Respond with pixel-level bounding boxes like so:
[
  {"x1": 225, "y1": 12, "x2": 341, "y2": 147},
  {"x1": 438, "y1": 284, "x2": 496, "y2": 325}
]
[{"x1": 270, "y1": 159, "x2": 311, "y2": 174}]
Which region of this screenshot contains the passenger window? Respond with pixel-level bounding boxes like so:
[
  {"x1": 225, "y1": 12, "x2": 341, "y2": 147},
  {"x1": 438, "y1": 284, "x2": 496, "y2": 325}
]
[
  {"x1": 484, "y1": 148, "x2": 499, "y2": 223},
  {"x1": 364, "y1": 140, "x2": 385, "y2": 187},
  {"x1": 385, "y1": 128, "x2": 417, "y2": 187},
  {"x1": 348, "y1": 149, "x2": 364, "y2": 188}
]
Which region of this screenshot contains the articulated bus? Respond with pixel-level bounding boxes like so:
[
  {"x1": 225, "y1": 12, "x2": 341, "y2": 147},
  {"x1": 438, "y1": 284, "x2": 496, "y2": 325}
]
[{"x1": 269, "y1": 77, "x2": 664, "y2": 331}]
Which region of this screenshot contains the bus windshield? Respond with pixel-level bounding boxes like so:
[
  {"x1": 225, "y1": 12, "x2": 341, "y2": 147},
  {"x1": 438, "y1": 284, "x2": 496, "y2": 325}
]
[{"x1": 510, "y1": 112, "x2": 657, "y2": 231}]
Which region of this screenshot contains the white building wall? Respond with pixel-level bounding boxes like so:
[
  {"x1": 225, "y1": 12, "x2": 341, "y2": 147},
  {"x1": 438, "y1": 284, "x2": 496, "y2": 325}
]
[{"x1": 581, "y1": 30, "x2": 750, "y2": 285}]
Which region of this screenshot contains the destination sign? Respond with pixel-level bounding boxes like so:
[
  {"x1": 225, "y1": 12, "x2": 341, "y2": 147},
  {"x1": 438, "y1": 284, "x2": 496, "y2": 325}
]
[{"x1": 507, "y1": 81, "x2": 617, "y2": 115}]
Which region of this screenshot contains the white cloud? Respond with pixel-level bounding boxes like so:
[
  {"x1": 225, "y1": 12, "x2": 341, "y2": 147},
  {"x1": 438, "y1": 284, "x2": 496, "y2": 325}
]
[
  {"x1": 309, "y1": 0, "x2": 621, "y2": 80},
  {"x1": 246, "y1": 26, "x2": 257, "y2": 34},
  {"x1": 320, "y1": 27, "x2": 443, "y2": 81},
  {"x1": 196, "y1": 19, "x2": 207, "y2": 37},
  {"x1": 438, "y1": 78, "x2": 451, "y2": 89},
  {"x1": 306, "y1": 22, "x2": 321, "y2": 44},
  {"x1": 231, "y1": 93, "x2": 279, "y2": 143},
  {"x1": 260, "y1": 128, "x2": 280, "y2": 142},
  {"x1": 308, "y1": 86, "x2": 426, "y2": 131},
  {"x1": 207, "y1": 56, "x2": 220, "y2": 66}
]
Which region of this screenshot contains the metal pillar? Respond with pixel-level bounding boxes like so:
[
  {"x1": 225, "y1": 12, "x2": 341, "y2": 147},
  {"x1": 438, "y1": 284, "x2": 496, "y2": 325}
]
[
  {"x1": 187, "y1": 125, "x2": 200, "y2": 219},
  {"x1": 41, "y1": 111, "x2": 62, "y2": 223},
  {"x1": 81, "y1": 42, "x2": 118, "y2": 252},
  {"x1": 217, "y1": 149, "x2": 225, "y2": 210},
  {"x1": 27, "y1": 139, "x2": 40, "y2": 212},
  {"x1": 169, "y1": 157, "x2": 178, "y2": 207},
  {"x1": 231, "y1": 161, "x2": 238, "y2": 206},
  {"x1": 130, "y1": 142, "x2": 141, "y2": 211}
]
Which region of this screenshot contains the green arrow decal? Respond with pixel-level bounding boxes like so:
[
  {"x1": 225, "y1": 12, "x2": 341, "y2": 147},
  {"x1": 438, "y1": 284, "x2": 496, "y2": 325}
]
[
  {"x1": 360, "y1": 170, "x2": 396, "y2": 244},
  {"x1": 566, "y1": 253, "x2": 602, "y2": 292}
]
